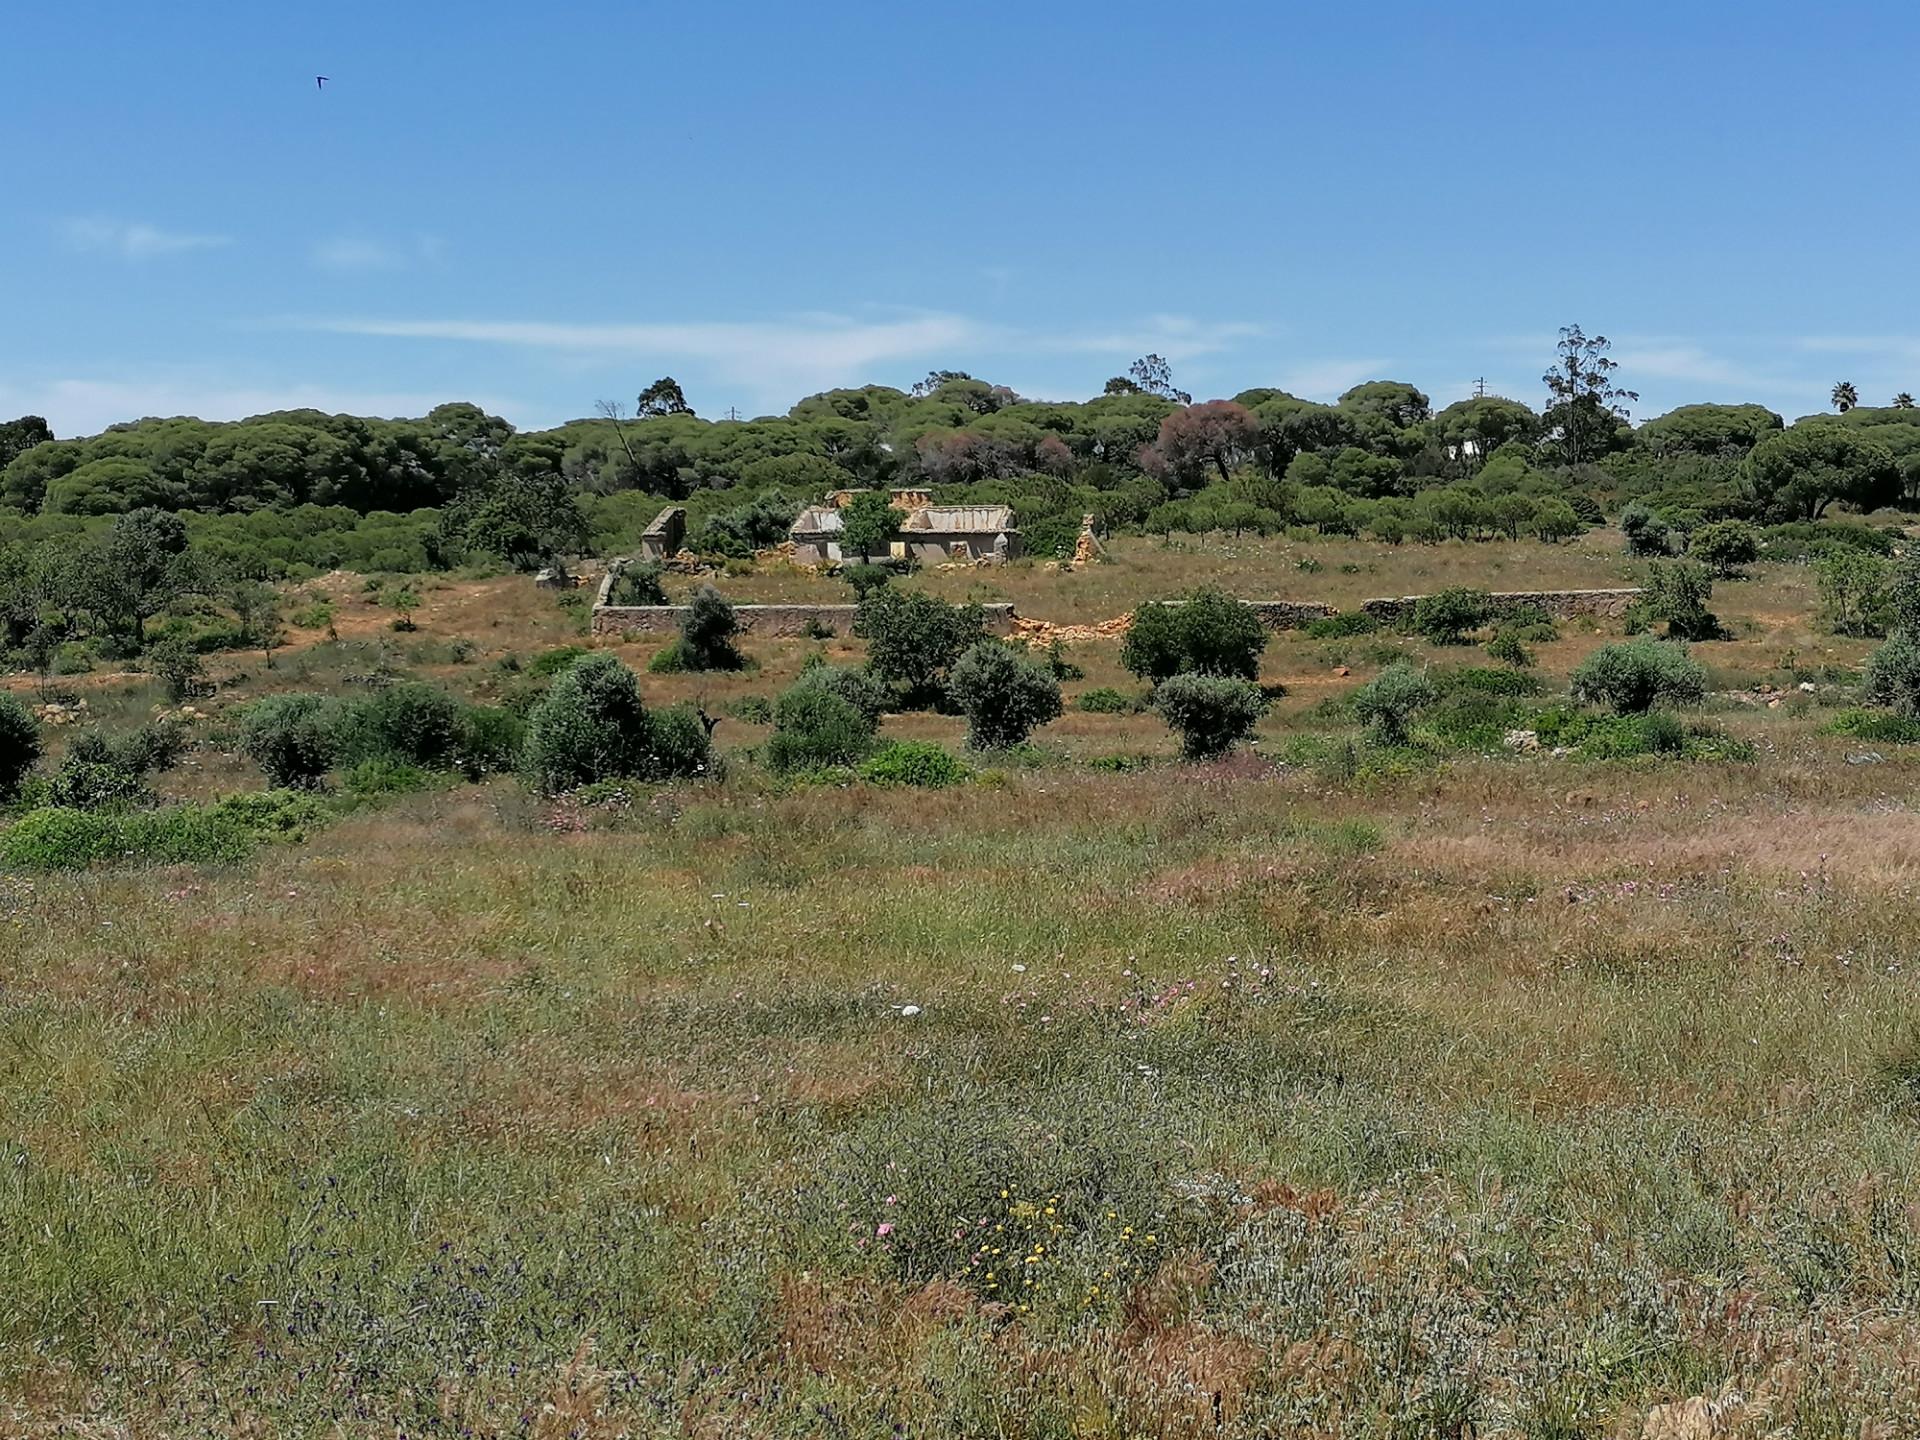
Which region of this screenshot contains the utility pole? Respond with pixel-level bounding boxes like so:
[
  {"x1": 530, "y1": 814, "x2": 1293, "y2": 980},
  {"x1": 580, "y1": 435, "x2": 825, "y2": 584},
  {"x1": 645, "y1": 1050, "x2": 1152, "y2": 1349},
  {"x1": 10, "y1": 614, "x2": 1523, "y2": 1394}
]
[
  {"x1": 722, "y1": 406, "x2": 742, "y2": 422},
  {"x1": 1473, "y1": 377, "x2": 1488, "y2": 399}
]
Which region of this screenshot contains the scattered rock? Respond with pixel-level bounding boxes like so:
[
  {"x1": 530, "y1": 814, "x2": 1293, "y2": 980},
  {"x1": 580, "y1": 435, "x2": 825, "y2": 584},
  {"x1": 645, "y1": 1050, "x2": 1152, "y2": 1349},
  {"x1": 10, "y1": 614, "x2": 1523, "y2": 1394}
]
[
  {"x1": 1847, "y1": 751, "x2": 1885, "y2": 765},
  {"x1": 1502, "y1": 728, "x2": 1539, "y2": 753}
]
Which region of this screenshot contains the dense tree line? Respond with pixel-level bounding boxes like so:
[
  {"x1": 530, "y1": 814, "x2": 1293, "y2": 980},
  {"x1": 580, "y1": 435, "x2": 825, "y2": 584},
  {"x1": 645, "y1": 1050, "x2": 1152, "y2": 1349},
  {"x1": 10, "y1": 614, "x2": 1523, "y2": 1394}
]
[{"x1": 5, "y1": 334, "x2": 1920, "y2": 574}]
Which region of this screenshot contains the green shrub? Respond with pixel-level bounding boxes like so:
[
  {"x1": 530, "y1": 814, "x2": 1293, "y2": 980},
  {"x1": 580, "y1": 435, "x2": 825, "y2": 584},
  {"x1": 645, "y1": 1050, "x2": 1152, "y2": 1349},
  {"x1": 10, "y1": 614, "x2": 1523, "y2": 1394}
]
[
  {"x1": 1827, "y1": 707, "x2": 1920, "y2": 743},
  {"x1": 0, "y1": 694, "x2": 43, "y2": 801},
  {"x1": 789, "y1": 664, "x2": 892, "y2": 727},
  {"x1": 1076, "y1": 687, "x2": 1133, "y2": 714},
  {"x1": 528, "y1": 644, "x2": 592, "y2": 678},
  {"x1": 1643, "y1": 560, "x2": 1720, "y2": 640},
  {"x1": 1121, "y1": 588, "x2": 1268, "y2": 682},
  {"x1": 1351, "y1": 661, "x2": 1439, "y2": 745},
  {"x1": 644, "y1": 705, "x2": 714, "y2": 780},
  {"x1": 606, "y1": 563, "x2": 667, "y2": 606},
  {"x1": 1485, "y1": 630, "x2": 1534, "y2": 668},
  {"x1": 1570, "y1": 639, "x2": 1708, "y2": 714},
  {"x1": 239, "y1": 694, "x2": 340, "y2": 789},
  {"x1": 1532, "y1": 705, "x2": 1753, "y2": 762},
  {"x1": 1411, "y1": 588, "x2": 1491, "y2": 645},
  {"x1": 842, "y1": 562, "x2": 894, "y2": 600},
  {"x1": 145, "y1": 634, "x2": 207, "y2": 701},
  {"x1": 725, "y1": 695, "x2": 775, "y2": 725},
  {"x1": 1153, "y1": 673, "x2": 1267, "y2": 760},
  {"x1": 42, "y1": 758, "x2": 151, "y2": 812},
  {"x1": 1436, "y1": 665, "x2": 1544, "y2": 698},
  {"x1": 342, "y1": 759, "x2": 435, "y2": 796},
  {"x1": 1620, "y1": 502, "x2": 1672, "y2": 557},
  {"x1": 765, "y1": 686, "x2": 875, "y2": 775},
  {"x1": 1814, "y1": 549, "x2": 1893, "y2": 637},
  {"x1": 646, "y1": 640, "x2": 690, "y2": 673},
  {"x1": 522, "y1": 653, "x2": 661, "y2": 794},
  {"x1": 342, "y1": 681, "x2": 465, "y2": 768},
  {"x1": 454, "y1": 705, "x2": 527, "y2": 778},
  {"x1": 947, "y1": 642, "x2": 1063, "y2": 750},
  {"x1": 676, "y1": 585, "x2": 745, "y2": 671},
  {"x1": 1, "y1": 807, "x2": 122, "y2": 869},
  {"x1": 1688, "y1": 519, "x2": 1760, "y2": 577},
  {"x1": 854, "y1": 589, "x2": 986, "y2": 707},
  {"x1": 1864, "y1": 630, "x2": 1920, "y2": 719},
  {"x1": 1304, "y1": 612, "x2": 1378, "y2": 640},
  {"x1": 859, "y1": 740, "x2": 969, "y2": 788}
]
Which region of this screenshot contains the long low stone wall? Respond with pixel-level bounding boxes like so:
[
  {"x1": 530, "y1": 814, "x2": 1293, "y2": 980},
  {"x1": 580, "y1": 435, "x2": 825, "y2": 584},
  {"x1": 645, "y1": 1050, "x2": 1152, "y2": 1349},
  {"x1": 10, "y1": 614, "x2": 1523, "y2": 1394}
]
[
  {"x1": 1357, "y1": 588, "x2": 1642, "y2": 624},
  {"x1": 589, "y1": 588, "x2": 1639, "y2": 639},
  {"x1": 1243, "y1": 600, "x2": 1338, "y2": 630},
  {"x1": 592, "y1": 602, "x2": 1017, "y2": 638}
]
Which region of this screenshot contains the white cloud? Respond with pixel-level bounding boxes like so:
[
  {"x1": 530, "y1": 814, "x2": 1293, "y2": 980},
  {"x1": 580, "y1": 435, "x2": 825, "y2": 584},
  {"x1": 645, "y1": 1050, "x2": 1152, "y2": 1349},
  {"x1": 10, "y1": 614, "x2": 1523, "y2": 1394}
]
[
  {"x1": 311, "y1": 233, "x2": 448, "y2": 272},
  {"x1": 59, "y1": 218, "x2": 230, "y2": 260},
  {"x1": 295, "y1": 308, "x2": 1268, "y2": 403},
  {"x1": 312, "y1": 237, "x2": 402, "y2": 271},
  {"x1": 0, "y1": 377, "x2": 506, "y2": 439}
]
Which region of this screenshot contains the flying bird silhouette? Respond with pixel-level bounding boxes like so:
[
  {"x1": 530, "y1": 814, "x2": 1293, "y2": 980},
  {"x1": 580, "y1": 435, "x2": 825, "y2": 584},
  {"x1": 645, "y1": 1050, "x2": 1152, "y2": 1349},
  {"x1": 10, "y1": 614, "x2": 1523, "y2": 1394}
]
[{"x1": 316, "y1": 76, "x2": 329, "y2": 90}]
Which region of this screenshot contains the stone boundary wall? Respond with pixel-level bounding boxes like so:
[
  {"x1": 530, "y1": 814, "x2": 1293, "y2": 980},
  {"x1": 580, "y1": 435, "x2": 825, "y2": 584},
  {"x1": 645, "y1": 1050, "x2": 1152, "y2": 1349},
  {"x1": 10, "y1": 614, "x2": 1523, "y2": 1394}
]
[
  {"x1": 589, "y1": 583, "x2": 1638, "y2": 639},
  {"x1": 1243, "y1": 600, "x2": 1338, "y2": 630},
  {"x1": 1357, "y1": 588, "x2": 1642, "y2": 624},
  {"x1": 592, "y1": 600, "x2": 1016, "y2": 638}
]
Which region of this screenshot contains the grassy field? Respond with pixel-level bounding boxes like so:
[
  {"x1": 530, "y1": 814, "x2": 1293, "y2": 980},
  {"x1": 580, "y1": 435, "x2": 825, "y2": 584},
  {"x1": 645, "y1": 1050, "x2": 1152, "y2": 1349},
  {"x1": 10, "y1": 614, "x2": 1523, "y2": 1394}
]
[{"x1": 4, "y1": 542, "x2": 1920, "y2": 1436}]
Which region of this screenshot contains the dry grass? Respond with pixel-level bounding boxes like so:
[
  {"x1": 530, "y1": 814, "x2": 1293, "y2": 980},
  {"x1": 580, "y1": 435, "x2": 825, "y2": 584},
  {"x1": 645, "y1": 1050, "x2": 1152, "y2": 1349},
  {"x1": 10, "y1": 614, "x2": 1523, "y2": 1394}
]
[{"x1": 4, "y1": 544, "x2": 1920, "y2": 1434}]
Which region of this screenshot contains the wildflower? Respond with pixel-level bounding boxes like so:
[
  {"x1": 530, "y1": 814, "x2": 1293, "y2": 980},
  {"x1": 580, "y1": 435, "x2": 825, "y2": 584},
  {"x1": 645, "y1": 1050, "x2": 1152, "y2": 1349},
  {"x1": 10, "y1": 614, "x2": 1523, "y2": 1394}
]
[{"x1": 876, "y1": 1223, "x2": 894, "y2": 1237}]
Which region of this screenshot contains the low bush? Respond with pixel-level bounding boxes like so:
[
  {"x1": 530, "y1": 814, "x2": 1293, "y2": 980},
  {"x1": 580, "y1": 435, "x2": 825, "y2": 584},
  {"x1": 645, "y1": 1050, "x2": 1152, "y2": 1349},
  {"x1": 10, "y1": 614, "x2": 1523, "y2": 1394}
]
[
  {"x1": 522, "y1": 653, "x2": 706, "y2": 793},
  {"x1": 0, "y1": 695, "x2": 43, "y2": 801},
  {"x1": 1351, "y1": 661, "x2": 1439, "y2": 745},
  {"x1": 145, "y1": 634, "x2": 207, "y2": 701},
  {"x1": 1864, "y1": 630, "x2": 1920, "y2": 719},
  {"x1": 859, "y1": 740, "x2": 969, "y2": 788},
  {"x1": 1828, "y1": 707, "x2": 1920, "y2": 743},
  {"x1": 1570, "y1": 639, "x2": 1708, "y2": 714},
  {"x1": 789, "y1": 665, "x2": 891, "y2": 727},
  {"x1": 342, "y1": 759, "x2": 436, "y2": 796},
  {"x1": 0, "y1": 789, "x2": 333, "y2": 871},
  {"x1": 454, "y1": 705, "x2": 526, "y2": 778},
  {"x1": 1411, "y1": 587, "x2": 1491, "y2": 645},
  {"x1": 947, "y1": 642, "x2": 1063, "y2": 750},
  {"x1": 725, "y1": 695, "x2": 775, "y2": 725},
  {"x1": 765, "y1": 686, "x2": 875, "y2": 775},
  {"x1": 674, "y1": 585, "x2": 745, "y2": 671},
  {"x1": 239, "y1": 694, "x2": 341, "y2": 789},
  {"x1": 340, "y1": 681, "x2": 465, "y2": 768},
  {"x1": 1531, "y1": 705, "x2": 1754, "y2": 762},
  {"x1": 1154, "y1": 673, "x2": 1267, "y2": 759},
  {"x1": 1305, "y1": 612, "x2": 1379, "y2": 640},
  {"x1": 1121, "y1": 588, "x2": 1268, "y2": 682},
  {"x1": 1485, "y1": 630, "x2": 1534, "y2": 668},
  {"x1": 1435, "y1": 666, "x2": 1544, "y2": 698},
  {"x1": 1075, "y1": 687, "x2": 1134, "y2": 714},
  {"x1": 1688, "y1": 519, "x2": 1760, "y2": 577},
  {"x1": 1642, "y1": 560, "x2": 1720, "y2": 640},
  {"x1": 606, "y1": 563, "x2": 667, "y2": 606},
  {"x1": 854, "y1": 589, "x2": 987, "y2": 708}
]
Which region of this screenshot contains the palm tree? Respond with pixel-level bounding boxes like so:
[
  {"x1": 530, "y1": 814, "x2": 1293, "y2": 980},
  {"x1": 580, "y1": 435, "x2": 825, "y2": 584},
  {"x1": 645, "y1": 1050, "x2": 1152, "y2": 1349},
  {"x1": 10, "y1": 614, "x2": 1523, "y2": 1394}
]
[
  {"x1": 1895, "y1": 392, "x2": 1916, "y2": 410},
  {"x1": 1832, "y1": 380, "x2": 1860, "y2": 412}
]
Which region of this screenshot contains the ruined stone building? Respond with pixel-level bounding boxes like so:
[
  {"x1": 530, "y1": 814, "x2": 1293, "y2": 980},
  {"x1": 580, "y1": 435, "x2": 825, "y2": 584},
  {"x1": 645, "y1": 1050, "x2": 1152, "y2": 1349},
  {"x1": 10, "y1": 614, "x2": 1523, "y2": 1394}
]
[{"x1": 789, "y1": 490, "x2": 1022, "y2": 566}]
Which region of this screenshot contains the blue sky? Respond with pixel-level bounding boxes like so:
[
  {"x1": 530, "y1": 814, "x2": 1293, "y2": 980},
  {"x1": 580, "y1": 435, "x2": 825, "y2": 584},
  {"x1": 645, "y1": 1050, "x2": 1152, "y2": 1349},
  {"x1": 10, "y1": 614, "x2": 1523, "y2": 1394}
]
[{"x1": 5, "y1": 0, "x2": 1917, "y2": 437}]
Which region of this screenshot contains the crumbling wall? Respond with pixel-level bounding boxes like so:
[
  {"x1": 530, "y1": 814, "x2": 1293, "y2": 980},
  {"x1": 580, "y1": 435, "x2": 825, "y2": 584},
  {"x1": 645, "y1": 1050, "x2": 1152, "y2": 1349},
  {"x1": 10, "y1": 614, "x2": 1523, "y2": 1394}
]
[
  {"x1": 1358, "y1": 588, "x2": 1641, "y2": 624},
  {"x1": 592, "y1": 602, "x2": 1017, "y2": 638}
]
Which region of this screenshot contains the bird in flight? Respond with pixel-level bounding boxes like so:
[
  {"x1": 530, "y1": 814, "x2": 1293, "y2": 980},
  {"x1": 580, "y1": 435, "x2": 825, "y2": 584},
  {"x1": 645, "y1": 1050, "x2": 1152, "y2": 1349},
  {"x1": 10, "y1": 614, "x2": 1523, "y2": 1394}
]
[{"x1": 316, "y1": 76, "x2": 329, "y2": 90}]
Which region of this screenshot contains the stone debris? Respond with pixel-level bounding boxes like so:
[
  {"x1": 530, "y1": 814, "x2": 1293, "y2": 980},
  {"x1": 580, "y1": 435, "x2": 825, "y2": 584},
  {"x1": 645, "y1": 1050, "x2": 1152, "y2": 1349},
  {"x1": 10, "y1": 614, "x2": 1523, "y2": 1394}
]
[
  {"x1": 33, "y1": 699, "x2": 89, "y2": 726},
  {"x1": 1010, "y1": 614, "x2": 1131, "y2": 646},
  {"x1": 1503, "y1": 728, "x2": 1540, "y2": 753}
]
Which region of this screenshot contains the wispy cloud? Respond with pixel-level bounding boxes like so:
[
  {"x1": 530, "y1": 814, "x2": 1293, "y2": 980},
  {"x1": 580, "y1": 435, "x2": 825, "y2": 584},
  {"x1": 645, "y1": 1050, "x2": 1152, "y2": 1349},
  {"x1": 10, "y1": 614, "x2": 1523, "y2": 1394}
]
[
  {"x1": 0, "y1": 376, "x2": 506, "y2": 439},
  {"x1": 59, "y1": 218, "x2": 230, "y2": 260},
  {"x1": 294, "y1": 308, "x2": 1266, "y2": 401},
  {"x1": 311, "y1": 233, "x2": 448, "y2": 272}
]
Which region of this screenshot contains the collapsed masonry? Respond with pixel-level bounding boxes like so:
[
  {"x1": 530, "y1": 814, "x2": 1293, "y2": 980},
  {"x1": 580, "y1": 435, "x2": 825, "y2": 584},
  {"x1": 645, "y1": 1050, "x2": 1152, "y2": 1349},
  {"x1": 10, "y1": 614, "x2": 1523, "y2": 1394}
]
[{"x1": 789, "y1": 489, "x2": 1022, "y2": 567}]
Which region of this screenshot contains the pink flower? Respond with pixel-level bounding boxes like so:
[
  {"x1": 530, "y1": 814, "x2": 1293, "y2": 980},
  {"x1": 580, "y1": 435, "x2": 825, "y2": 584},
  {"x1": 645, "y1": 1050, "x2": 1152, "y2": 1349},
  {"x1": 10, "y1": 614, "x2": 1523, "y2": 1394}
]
[{"x1": 876, "y1": 1223, "x2": 895, "y2": 1237}]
